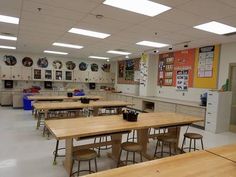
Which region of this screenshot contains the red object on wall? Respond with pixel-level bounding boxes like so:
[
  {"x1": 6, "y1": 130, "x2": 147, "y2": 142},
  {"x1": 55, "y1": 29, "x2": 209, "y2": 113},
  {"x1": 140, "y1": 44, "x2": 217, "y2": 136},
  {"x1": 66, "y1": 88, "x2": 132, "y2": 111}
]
[{"x1": 173, "y1": 49, "x2": 195, "y2": 87}]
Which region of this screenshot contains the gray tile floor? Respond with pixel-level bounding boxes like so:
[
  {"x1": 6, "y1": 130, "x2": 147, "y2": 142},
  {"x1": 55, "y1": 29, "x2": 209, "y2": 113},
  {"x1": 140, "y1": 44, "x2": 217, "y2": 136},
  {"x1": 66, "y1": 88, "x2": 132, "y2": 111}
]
[{"x1": 0, "y1": 106, "x2": 236, "y2": 177}]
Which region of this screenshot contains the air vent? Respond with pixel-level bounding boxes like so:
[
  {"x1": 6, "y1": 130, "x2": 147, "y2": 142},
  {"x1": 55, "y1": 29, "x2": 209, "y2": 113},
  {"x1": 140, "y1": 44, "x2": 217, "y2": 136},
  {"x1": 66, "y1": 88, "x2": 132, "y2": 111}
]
[{"x1": 224, "y1": 32, "x2": 236, "y2": 36}]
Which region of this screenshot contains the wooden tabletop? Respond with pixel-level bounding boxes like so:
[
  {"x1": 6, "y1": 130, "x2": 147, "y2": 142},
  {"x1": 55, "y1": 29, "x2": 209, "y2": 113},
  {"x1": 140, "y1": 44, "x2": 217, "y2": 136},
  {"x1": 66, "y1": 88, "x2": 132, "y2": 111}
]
[
  {"x1": 45, "y1": 112, "x2": 203, "y2": 140},
  {"x1": 206, "y1": 144, "x2": 236, "y2": 162},
  {"x1": 33, "y1": 100, "x2": 132, "y2": 111},
  {"x1": 28, "y1": 95, "x2": 102, "y2": 101},
  {"x1": 83, "y1": 150, "x2": 236, "y2": 177}
]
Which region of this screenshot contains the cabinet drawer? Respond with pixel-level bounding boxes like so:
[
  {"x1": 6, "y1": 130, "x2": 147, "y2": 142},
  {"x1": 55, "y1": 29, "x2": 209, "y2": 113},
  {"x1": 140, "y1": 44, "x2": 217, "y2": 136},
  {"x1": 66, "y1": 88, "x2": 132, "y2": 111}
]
[
  {"x1": 205, "y1": 121, "x2": 216, "y2": 132},
  {"x1": 206, "y1": 114, "x2": 217, "y2": 124},
  {"x1": 207, "y1": 92, "x2": 218, "y2": 103},
  {"x1": 176, "y1": 105, "x2": 205, "y2": 117},
  {"x1": 155, "y1": 101, "x2": 176, "y2": 112}
]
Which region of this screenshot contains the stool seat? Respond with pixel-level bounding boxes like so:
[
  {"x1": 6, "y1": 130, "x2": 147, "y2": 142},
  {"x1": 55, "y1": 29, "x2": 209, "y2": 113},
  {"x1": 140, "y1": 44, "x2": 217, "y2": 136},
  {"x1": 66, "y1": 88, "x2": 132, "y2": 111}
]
[
  {"x1": 157, "y1": 136, "x2": 178, "y2": 143},
  {"x1": 73, "y1": 149, "x2": 97, "y2": 161},
  {"x1": 121, "y1": 142, "x2": 143, "y2": 152},
  {"x1": 184, "y1": 133, "x2": 203, "y2": 139}
]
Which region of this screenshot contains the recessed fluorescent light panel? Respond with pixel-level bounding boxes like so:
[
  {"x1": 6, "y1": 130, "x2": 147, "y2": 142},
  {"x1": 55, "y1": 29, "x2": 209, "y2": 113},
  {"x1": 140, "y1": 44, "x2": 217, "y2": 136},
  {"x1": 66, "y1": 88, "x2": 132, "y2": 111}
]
[
  {"x1": 0, "y1": 35, "x2": 17, "y2": 41},
  {"x1": 44, "y1": 50, "x2": 68, "y2": 55},
  {"x1": 103, "y1": 0, "x2": 171, "y2": 17},
  {"x1": 68, "y1": 28, "x2": 110, "y2": 39},
  {"x1": 107, "y1": 50, "x2": 131, "y2": 55},
  {"x1": 89, "y1": 56, "x2": 109, "y2": 60},
  {"x1": 53, "y1": 42, "x2": 83, "y2": 49},
  {"x1": 0, "y1": 15, "x2": 19, "y2": 24},
  {"x1": 0, "y1": 45, "x2": 16, "y2": 49},
  {"x1": 136, "y1": 41, "x2": 169, "y2": 48},
  {"x1": 194, "y1": 21, "x2": 236, "y2": 35}
]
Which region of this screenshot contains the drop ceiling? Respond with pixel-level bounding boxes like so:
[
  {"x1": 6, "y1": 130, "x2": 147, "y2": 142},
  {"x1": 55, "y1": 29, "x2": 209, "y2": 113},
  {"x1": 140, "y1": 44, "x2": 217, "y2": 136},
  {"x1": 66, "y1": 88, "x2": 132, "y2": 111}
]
[{"x1": 1, "y1": 0, "x2": 236, "y2": 59}]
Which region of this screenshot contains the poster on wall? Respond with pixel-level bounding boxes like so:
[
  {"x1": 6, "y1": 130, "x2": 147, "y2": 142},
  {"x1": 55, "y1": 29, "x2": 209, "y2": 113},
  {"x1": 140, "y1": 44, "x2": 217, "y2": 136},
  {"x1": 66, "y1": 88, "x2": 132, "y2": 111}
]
[
  {"x1": 140, "y1": 53, "x2": 148, "y2": 86},
  {"x1": 4, "y1": 55, "x2": 17, "y2": 66},
  {"x1": 197, "y1": 46, "x2": 214, "y2": 78},
  {"x1": 173, "y1": 49, "x2": 195, "y2": 88},
  {"x1": 158, "y1": 52, "x2": 174, "y2": 86},
  {"x1": 125, "y1": 59, "x2": 134, "y2": 80},
  {"x1": 176, "y1": 70, "x2": 188, "y2": 91},
  {"x1": 118, "y1": 61, "x2": 124, "y2": 78}
]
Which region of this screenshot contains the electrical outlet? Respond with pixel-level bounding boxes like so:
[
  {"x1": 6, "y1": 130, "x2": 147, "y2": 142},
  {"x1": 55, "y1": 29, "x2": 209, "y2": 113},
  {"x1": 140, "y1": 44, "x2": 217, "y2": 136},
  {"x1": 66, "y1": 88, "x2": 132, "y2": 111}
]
[{"x1": 182, "y1": 92, "x2": 185, "y2": 96}]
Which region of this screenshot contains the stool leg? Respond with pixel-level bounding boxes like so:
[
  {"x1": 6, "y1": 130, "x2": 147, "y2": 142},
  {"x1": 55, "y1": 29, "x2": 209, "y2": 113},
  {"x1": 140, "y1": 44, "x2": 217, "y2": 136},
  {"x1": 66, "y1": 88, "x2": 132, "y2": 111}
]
[
  {"x1": 127, "y1": 132, "x2": 130, "y2": 142},
  {"x1": 89, "y1": 160, "x2": 91, "y2": 174},
  {"x1": 70, "y1": 159, "x2": 74, "y2": 177},
  {"x1": 53, "y1": 140, "x2": 59, "y2": 165},
  {"x1": 77, "y1": 161, "x2": 80, "y2": 177},
  {"x1": 132, "y1": 131, "x2": 135, "y2": 142},
  {"x1": 126, "y1": 151, "x2": 129, "y2": 165},
  {"x1": 117, "y1": 149, "x2": 122, "y2": 167},
  {"x1": 161, "y1": 142, "x2": 164, "y2": 157},
  {"x1": 140, "y1": 152, "x2": 143, "y2": 162},
  {"x1": 194, "y1": 139, "x2": 196, "y2": 151},
  {"x1": 94, "y1": 158, "x2": 98, "y2": 172},
  {"x1": 98, "y1": 137, "x2": 102, "y2": 157},
  {"x1": 201, "y1": 138, "x2": 204, "y2": 150},
  {"x1": 189, "y1": 139, "x2": 192, "y2": 152},
  {"x1": 133, "y1": 152, "x2": 135, "y2": 164},
  {"x1": 154, "y1": 140, "x2": 159, "y2": 158},
  {"x1": 169, "y1": 143, "x2": 172, "y2": 156},
  {"x1": 181, "y1": 136, "x2": 186, "y2": 153}
]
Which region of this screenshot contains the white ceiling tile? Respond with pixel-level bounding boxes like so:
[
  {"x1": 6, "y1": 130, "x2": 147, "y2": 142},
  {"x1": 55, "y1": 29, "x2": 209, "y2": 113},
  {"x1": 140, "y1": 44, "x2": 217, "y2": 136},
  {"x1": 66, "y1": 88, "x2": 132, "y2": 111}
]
[
  {"x1": 151, "y1": 0, "x2": 192, "y2": 7},
  {"x1": 217, "y1": 0, "x2": 236, "y2": 8},
  {"x1": 0, "y1": 23, "x2": 18, "y2": 35},
  {"x1": 178, "y1": 0, "x2": 236, "y2": 20}
]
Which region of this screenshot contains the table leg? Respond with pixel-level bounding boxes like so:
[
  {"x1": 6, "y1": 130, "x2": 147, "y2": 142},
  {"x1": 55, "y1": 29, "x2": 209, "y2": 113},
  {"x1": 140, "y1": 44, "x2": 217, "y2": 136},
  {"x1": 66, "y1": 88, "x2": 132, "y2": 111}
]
[
  {"x1": 64, "y1": 138, "x2": 73, "y2": 175},
  {"x1": 93, "y1": 108, "x2": 99, "y2": 116},
  {"x1": 107, "y1": 133, "x2": 122, "y2": 162},
  {"x1": 137, "y1": 128, "x2": 153, "y2": 160}
]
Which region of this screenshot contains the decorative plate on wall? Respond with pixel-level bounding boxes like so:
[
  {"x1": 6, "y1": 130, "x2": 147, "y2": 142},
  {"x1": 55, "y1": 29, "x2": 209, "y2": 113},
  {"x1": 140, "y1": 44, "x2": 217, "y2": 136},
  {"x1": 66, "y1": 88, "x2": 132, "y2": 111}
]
[
  {"x1": 91, "y1": 63, "x2": 98, "y2": 72},
  {"x1": 4, "y1": 55, "x2": 17, "y2": 66},
  {"x1": 66, "y1": 61, "x2": 76, "y2": 70},
  {"x1": 22, "y1": 57, "x2": 33, "y2": 67},
  {"x1": 37, "y1": 57, "x2": 48, "y2": 68},
  {"x1": 101, "y1": 64, "x2": 110, "y2": 72},
  {"x1": 79, "y1": 62, "x2": 87, "y2": 71},
  {"x1": 53, "y1": 60, "x2": 63, "y2": 69}
]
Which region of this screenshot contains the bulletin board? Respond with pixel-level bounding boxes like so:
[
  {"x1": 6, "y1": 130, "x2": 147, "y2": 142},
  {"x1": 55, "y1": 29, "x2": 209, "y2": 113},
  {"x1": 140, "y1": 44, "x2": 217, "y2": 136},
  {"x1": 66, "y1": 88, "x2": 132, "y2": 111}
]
[
  {"x1": 173, "y1": 49, "x2": 195, "y2": 90},
  {"x1": 158, "y1": 52, "x2": 174, "y2": 86},
  {"x1": 117, "y1": 58, "x2": 140, "y2": 84},
  {"x1": 193, "y1": 45, "x2": 220, "y2": 89}
]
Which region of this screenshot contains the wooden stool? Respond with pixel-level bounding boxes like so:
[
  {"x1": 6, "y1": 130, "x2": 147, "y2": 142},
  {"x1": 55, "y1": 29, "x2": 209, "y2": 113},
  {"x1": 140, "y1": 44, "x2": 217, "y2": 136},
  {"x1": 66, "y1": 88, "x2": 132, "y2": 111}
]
[
  {"x1": 117, "y1": 142, "x2": 143, "y2": 167},
  {"x1": 154, "y1": 135, "x2": 178, "y2": 158},
  {"x1": 181, "y1": 133, "x2": 204, "y2": 152},
  {"x1": 70, "y1": 149, "x2": 98, "y2": 176}
]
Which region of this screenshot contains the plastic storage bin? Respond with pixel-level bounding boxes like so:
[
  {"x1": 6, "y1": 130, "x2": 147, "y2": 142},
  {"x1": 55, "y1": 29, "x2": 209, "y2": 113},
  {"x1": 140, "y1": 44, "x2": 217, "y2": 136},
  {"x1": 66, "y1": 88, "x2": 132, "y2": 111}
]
[{"x1": 23, "y1": 94, "x2": 32, "y2": 110}]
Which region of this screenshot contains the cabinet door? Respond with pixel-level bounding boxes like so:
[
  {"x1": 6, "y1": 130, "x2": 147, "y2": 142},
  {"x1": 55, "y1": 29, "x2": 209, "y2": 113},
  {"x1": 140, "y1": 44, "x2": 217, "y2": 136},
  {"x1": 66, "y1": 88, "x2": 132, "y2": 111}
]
[
  {"x1": 12, "y1": 66, "x2": 22, "y2": 80},
  {"x1": 54, "y1": 70, "x2": 64, "y2": 81},
  {"x1": 88, "y1": 71, "x2": 99, "y2": 83},
  {"x1": 22, "y1": 67, "x2": 32, "y2": 80},
  {"x1": 33, "y1": 68, "x2": 43, "y2": 80},
  {"x1": 65, "y1": 71, "x2": 73, "y2": 82},
  {"x1": 1, "y1": 92, "x2": 13, "y2": 105},
  {"x1": 44, "y1": 69, "x2": 53, "y2": 81},
  {"x1": 1, "y1": 66, "x2": 12, "y2": 80}
]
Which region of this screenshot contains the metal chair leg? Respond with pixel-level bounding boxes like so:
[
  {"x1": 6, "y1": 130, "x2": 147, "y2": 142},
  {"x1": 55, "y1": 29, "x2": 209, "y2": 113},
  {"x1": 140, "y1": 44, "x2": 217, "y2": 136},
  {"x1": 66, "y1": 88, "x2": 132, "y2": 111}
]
[
  {"x1": 181, "y1": 136, "x2": 186, "y2": 153},
  {"x1": 201, "y1": 138, "x2": 204, "y2": 150},
  {"x1": 189, "y1": 139, "x2": 192, "y2": 152},
  {"x1": 53, "y1": 140, "x2": 59, "y2": 165}
]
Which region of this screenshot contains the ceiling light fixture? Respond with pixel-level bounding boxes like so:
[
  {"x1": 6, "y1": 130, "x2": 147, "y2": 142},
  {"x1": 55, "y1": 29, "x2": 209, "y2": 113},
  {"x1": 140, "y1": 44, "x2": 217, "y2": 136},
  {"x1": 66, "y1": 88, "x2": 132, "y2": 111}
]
[
  {"x1": 0, "y1": 45, "x2": 16, "y2": 49},
  {"x1": 0, "y1": 15, "x2": 19, "y2": 24},
  {"x1": 136, "y1": 41, "x2": 169, "y2": 48},
  {"x1": 44, "y1": 50, "x2": 68, "y2": 55},
  {"x1": 53, "y1": 42, "x2": 83, "y2": 49},
  {"x1": 107, "y1": 50, "x2": 131, "y2": 55},
  {"x1": 0, "y1": 35, "x2": 17, "y2": 41},
  {"x1": 103, "y1": 0, "x2": 171, "y2": 17},
  {"x1": 89, "y1": 56, "x2": 109, "y2": 60},
  {"x1": 194, "y1": 21, "x2": 236, "y2": 35},
  {"x1": 68, "y1": 28, "x2": 110, "y2": 39}
]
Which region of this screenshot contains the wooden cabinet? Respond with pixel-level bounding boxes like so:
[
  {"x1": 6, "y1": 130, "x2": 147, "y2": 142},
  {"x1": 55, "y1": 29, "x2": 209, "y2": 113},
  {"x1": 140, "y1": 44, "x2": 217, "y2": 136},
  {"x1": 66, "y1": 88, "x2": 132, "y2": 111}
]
[
  {"x1": 1, "y1": 91, "x2": 13, "y2": 106},
  {"x1": 44, "y1": 69, "x2": 53, "y2": 81},
  {"x1": 176, "y1": 104, "x2": 206, "y2": 128},
  {"x1": 74, "y1": 70, "x2": 89, "y2": 82},
  {"x1": 54, "y1": 70, "x2": 64, "y2": 81},
  {"x1": 13, "y1": 93, "x2": 23, "y2": 108},
  {"x1": 132, "y1": 98, "x2": 143, "y2": 111},
  {"x1": 205, "y1": 91, "x2": 232, "y2": 133},
  {"x1": 155, "y1": 101, "x2": 176, "y2": 112},
  {"x1": 21, "y1": 67, "x2": 32, "y2": 80},
  {"x1": 1, "y1": 66, "x2": 12, "y2": 80},
  {"x1": 65, "y1": 71, "x2": 73, "y2": 82},
  {"x1": 33, "y1": 68, "x2": 43, "y2": 80}
]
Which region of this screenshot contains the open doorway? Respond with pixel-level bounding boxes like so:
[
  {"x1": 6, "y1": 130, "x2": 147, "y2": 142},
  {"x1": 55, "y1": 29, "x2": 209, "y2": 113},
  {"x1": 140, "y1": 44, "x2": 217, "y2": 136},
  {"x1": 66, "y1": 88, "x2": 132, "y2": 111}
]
[{"x1": 228, "y1": 63, "x2": 236, "y2": 132}]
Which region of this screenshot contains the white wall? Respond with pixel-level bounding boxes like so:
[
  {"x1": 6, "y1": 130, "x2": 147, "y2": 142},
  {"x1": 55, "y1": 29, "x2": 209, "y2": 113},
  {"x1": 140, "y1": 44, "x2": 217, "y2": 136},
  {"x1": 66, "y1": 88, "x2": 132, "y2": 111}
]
[{"x1": 218, "y1": 42, "x2": 236, "y2": 88}]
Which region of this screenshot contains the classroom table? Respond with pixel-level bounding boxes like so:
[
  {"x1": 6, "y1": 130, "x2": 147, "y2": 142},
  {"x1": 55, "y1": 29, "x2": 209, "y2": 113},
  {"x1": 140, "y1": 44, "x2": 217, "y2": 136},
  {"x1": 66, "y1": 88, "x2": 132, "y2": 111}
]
[
  {"x1": 28, "y1": 95, "x2": 102, "y2": 102},
  {"x1": 34, "y1": 100, "x2": 133, "y2": 129},
  {"x1": 45, "y1": 112, "x2": 203, "y2": 174},
  {"x1": 82, "y1": 150, "x2": 236, "y2": 177},
  {"x1": 206, "y1": 144, "x2": 236, "y2": 162}
]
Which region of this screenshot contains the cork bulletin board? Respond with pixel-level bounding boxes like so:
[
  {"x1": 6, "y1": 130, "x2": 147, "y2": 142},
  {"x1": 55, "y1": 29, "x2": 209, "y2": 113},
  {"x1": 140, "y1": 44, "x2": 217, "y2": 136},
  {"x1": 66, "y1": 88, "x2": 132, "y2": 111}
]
[{"x1": 117, "y1": 58, "x2": 140, "y2": 84}]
